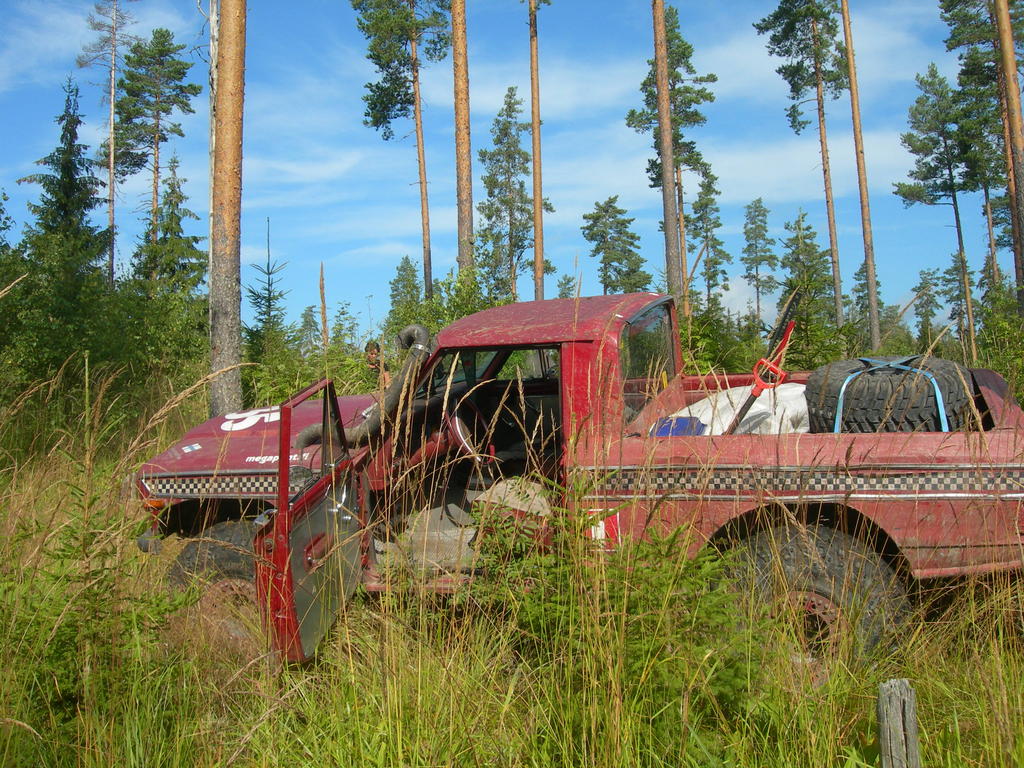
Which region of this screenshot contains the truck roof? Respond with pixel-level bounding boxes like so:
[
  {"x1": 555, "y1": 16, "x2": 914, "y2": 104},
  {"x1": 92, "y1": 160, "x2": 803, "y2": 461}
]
[{"x1": 434, "y1": 292, "x2": 666, "y2": 348}]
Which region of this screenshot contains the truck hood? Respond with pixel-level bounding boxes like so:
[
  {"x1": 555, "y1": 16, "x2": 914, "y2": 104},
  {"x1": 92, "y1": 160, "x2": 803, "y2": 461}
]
[{"x1": 137, "y1": 393, "x2": 376, "y2": 500}]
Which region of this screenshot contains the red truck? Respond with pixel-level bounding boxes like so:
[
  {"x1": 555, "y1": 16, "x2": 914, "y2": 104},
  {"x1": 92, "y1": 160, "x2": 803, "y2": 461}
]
[{"x1": 136, "y1": 293, "x2": 1024, "y2": 662}]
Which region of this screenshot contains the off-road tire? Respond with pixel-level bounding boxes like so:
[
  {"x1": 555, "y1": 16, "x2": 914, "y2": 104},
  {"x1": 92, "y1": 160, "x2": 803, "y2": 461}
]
[
  {"x1": 805, "y1": 355, "x2": 971, "y2": 433},
  {"x1": 169, "y1": 519, "x2": 258, "y2": 588},
  {"x1": 738, "y1": 524, "x2": 909, "y2": 655}
]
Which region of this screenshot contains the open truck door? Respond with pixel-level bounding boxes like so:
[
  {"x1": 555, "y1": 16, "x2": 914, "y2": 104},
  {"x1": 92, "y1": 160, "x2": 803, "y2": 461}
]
[{"x1": 255, "y1": 380, "x2": 363, "y2": 663}]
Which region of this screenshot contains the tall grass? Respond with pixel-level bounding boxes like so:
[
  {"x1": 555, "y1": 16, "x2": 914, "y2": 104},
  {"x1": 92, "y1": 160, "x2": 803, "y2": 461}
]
[{"x1": 0, "y1": 373, "x2": 1021, "y2": 766}]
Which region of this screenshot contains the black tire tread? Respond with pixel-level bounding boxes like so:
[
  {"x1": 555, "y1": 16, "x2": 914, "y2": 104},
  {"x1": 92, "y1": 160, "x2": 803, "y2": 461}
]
[
  {"x1": 806, "y1": 355, "x2": 971, "y2": 433},
  {"x1": 743, "y1": 524, "x2": 909, "y2": 652},
  {"x1": 170, "y1": 519, "x2": 258, "y2": 587}
]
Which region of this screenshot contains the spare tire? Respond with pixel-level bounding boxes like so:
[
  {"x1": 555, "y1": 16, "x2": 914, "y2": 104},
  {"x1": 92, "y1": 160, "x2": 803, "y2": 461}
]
[{"x1": 805, "y1": 355, "x2": 971, "y2": 433}]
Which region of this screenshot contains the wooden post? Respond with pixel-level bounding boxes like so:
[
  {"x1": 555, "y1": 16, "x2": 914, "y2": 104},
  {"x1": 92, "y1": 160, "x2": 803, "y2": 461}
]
[{"x1": 878, "y1": 678, "x2": 921, "y2": 768}]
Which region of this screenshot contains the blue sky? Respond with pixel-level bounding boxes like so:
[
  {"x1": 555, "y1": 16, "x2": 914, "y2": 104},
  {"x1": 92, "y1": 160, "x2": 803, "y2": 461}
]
[{"x1": 0, "y1": 0, "x2": 992, "y2": 333}]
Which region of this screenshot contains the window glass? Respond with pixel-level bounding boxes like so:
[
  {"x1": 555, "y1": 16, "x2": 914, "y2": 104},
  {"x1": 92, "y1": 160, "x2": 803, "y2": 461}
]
[
  {"x1": 621, "y1": 304, "x2": 675, "y2": 422},
  {"x1": 418, "y1": 350, "x2": 499, "y2": 398},
  {"x1": 495, "y1": 348, "x2": 560, "y2": 381}
]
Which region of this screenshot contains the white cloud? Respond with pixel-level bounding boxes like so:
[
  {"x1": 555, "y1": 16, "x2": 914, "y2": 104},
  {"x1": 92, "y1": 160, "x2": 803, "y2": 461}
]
[
  {"x1": 0, "y1": 0, "x2": 200, "y2": 95},
  {"x1": 703, "y1": 128, "x2": 912, "y2": 206},
  {"x1": 418, "y1": 54, "x2": 647, "y2": 122}
]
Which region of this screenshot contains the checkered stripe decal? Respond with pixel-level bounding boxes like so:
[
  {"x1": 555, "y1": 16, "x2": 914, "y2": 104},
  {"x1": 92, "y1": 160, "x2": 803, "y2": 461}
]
[
  {"x1": 144, "y1": 472, "x2": 305, "y2": 499},
  {"x1": 588, "y1": 466, "x2": 1024, "y2": 498}
]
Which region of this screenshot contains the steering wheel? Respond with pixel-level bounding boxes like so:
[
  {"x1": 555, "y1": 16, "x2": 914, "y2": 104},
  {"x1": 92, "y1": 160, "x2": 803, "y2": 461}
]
[{"x1": 444, "y1": 397, "x2": 493, "y2": 463}]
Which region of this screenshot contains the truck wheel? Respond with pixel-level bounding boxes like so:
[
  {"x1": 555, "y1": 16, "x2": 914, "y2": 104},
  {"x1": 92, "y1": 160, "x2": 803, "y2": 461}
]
[
  {"x1": 805, "y1": 355, "x2": 970, "y2": 433},
  {"x1": 167, "y1": 520, "x2": 263, "y2": 656},
  {"x1": 737, "y1": 524, "x2": 909, "y2": 660},
  {"x1": 169, "y1": 519, "x2": 258, "y2": 587}
]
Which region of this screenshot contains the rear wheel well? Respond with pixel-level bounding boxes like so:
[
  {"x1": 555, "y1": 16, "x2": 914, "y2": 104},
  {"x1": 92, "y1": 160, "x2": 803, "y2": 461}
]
[{"x1": 708, "y1": 502, "x2": 911, "y2": 582}]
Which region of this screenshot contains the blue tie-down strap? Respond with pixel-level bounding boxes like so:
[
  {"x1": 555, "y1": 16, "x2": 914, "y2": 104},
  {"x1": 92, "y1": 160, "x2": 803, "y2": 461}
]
[
  {"x1": 833, "y1": 356, "x2": 949, "y2": 433},
  {"x1": 652, "y1": 416, "x2": 708, "y2": 437}
]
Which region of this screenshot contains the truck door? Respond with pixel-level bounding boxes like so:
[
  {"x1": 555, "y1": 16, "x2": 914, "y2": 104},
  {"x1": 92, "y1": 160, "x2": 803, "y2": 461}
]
[{"x1": 255, "y1": 380, "x2": 362, "y2": 663}]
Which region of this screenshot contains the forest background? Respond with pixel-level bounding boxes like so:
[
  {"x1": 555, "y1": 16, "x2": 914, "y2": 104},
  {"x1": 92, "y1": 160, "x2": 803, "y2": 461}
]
[{"x1": 4, "y1": 0, "x2": 1023, "y2": 409}]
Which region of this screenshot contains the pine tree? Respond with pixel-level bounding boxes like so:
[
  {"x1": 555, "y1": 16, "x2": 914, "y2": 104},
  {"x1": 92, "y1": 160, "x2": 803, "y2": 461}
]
[
  {"x1": 132, "y1": 155, "x2": 206, "y2": 293},
  {"x1": 740, "y1": 198, "x2": 777, "y2": 321},
  {"x1": 476, "y1": 87, "x2": 552, "y2": 302},
  {"x1": 776, "y1": 210, "x2": 842, "y2": 367},
  {"x1": 581, "y1": 196, "x2": 651, "y2": 294},
  {"x1": 941, "y1": 0, "x2": 1024, "y2": 303},
  {"x1": 116, "y1": 28, "x2": 202, "y2": 240},
  {"x1": 15, "y1": 81, "x2": 111, "y2": 377},
  {"x1": 626, "y1": 4, "x2": 715, "y2": 311},
  {"x1": 756, "y1": 0, "x2": 847, "y2": 328},
  {"x1": 894, "y1": 63, "x2": 978, "y2": 361},
  {"x1": 77, "y1": 0, "x2": 139, "y2": 283},
  {"x1": 352, "y1": 0, "x2": 449, "y2": 298}
]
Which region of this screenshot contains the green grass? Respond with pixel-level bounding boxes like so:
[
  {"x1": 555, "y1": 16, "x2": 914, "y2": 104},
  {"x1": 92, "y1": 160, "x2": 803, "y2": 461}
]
[{"x1": 0, "y1": 381, "x2": 1022, "y2": 767}]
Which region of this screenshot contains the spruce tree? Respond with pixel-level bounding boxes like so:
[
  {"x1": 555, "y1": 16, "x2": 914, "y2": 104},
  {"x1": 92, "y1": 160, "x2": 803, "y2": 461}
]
[
  {"x1": 298, "y1": 306, "x2": 322, "y2": 358},
  {"x1": 581, "y1": 196, "x2": 650, "y2": 294},
  {"x1": 132, "y1": 155, "x2": 206, "y2": 293},
  {"x1": 384, "y1": 254, "x2": 423, "y2": 340},
  {"x1": 556, "y1": 272, "x2": 578, "y2": 299},
  {"x1": 476, "y1": 87, "x2": 551, "y2": 302},
  {"x1": 740, "y1": 197, "x2": 777, "y2": 322},
  {"x1": 686, "y1": 171, "x2": 730, "y2": 304},
  {"x1": 244, "y1": 252, "x2": 291, "y2": 362},
  {"x1": 776, "y1": 210, "x2": 842, "y2": 367},
  {"x1": 116, "y1": 28, "x2": 202, "y2": 239},
  {"x1": 16, "y1": 81, "x2": 111, "y2": 378},
  {"x1": 912, "y1": 268, "x2": 941, "y2": 351}
]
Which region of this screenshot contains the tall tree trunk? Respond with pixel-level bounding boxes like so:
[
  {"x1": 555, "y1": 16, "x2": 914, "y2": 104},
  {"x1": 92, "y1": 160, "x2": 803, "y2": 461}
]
[
  {"x1": 840, "y1": 0, "x2": 880, "y2": 349},
  {"x1": 996, "y1": 59, "x2": 1024, "y2": 306},
  {"x1": 508, "y1": 199, "x2": 517, "y2": 301},
  {"x1": 150, "y1": 108, "x2": 160, "y2": 243},
  {"x1": 983, "y1": 184, "x2": 1001, "y2": 287},
  {"x1": 674, "y1": 165, "x2": 690, "y2": 318},
  {"x1": 209, "y1": 0, "x2": 245, "y2": 417},
  {"x1": 106, "y1": 0, "x2": 118, "y2": 284},
  {"x1": 409, "y1": 0, "x2": 433, "y2": 299},
  {"x1": 528, "y1": 0, "x2": 545, "y2": 301},
  {"x1": 811, "y1": 16, "x2": 844, "y2": 329},
  {"x1": 320, "y1": 262, "x2": 329, "y2": 351},
  {"x1": 652, "y1": 0, "x2": 681, "y2": 298},
  {"x1": 994, "y1": 0, "x2": 1024, "y2": 313},
  {"x1": 948, "y1": 161, "x2": 978, "y2": 363},
  {"x1": 451, "y1": 0, "x2": 473, "y2": 272},
  {"x1": 208, "y1": 0, "x2": 218, "y2": 296}
]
